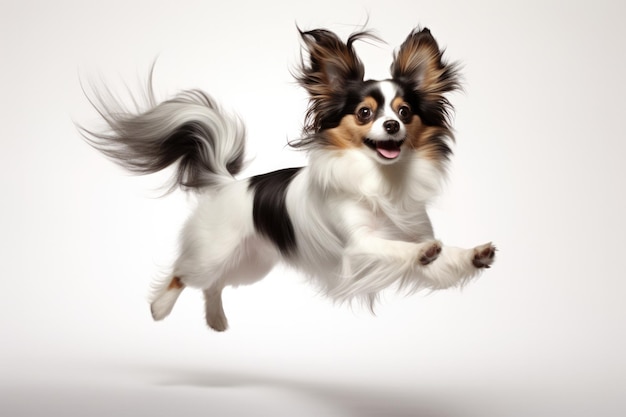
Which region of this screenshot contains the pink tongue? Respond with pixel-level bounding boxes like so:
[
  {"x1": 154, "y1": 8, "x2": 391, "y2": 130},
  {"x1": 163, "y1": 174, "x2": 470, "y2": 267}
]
[{"x1": 376, "y1": 147, "x2": 401, "y2": 159}]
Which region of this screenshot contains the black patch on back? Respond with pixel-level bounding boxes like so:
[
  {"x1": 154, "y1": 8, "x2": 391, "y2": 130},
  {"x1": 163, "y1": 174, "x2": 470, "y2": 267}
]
[{"x1": 248, "y1": 167, "x2": 302, "y2": 256}]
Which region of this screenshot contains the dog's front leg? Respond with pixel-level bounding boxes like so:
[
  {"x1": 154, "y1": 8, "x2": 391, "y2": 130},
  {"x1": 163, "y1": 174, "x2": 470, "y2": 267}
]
[
  {"x1": 333, "y1": 233, "x2": 441, "y2": 297},
  {"x1": 334, "y1": 235, "x2": 495, "y2": 298},
  {"x1": 409, "y1": 242, "x2": 496, "y2": 290},
  {"x1": 328, "y1": 201, "x2": 495, "y2": 299}
]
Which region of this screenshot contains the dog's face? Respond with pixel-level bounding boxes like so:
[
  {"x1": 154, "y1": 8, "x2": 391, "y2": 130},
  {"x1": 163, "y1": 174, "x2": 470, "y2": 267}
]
[
  {"x1": 296, "y1": 28, "x2": 460, "y2": 167},
  {"x1": 324, "y1": 80, "x2": 417, "y2": 165}
]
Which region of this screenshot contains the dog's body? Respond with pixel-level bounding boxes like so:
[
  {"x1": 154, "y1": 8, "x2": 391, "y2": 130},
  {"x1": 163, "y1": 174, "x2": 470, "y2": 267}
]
[{"x1": 83, "y1": 28, "x2": 495, "y2": 331}]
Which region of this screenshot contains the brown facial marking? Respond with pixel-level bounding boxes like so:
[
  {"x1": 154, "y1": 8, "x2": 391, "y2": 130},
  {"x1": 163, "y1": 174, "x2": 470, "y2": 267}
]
[
  {"x1": 404, "y1": 116, "x2": 447, "y2": 163},
  {"x1": 359, "y1": 97, "x2": 378, "y2": 113},
  {"x1": 391, "y1": 97, "x2": 413, "y2": 123},
  {"x1": 391, "y1": 97, "x2": 406, "y2": 112},
  {"x1": 168, "y1": 276, "x2": 185, "y2": 290},
  {"x1": 404, "y1": 114, "x2": 424, "y2": 149},
  {"x1": 324, "y1": 97, "x2": 378, "y2": 149},
  {"x1": 326, "y1": 115, "x2": 371, "y2": 148},
  {"x1": 411, "y1": 124, "x2": 451, "y2": 163}
]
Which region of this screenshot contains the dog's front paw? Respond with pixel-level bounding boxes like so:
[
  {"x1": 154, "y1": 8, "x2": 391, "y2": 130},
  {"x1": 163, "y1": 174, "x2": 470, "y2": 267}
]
[
  {"x1": 418, "y1": 241, "x2": 442, "y2": 266},
  {"x1": 472, "y1": 243, "x2": 496, "y2": 268}
]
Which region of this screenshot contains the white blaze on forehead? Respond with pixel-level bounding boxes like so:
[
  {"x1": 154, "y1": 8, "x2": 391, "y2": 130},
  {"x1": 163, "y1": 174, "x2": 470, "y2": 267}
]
[
  {"x1": 367, "y1": 80, "x2": 405, "y2": 142},
  {"x1": 378, "y1": 80, "x2": 401, "y2": 116}
]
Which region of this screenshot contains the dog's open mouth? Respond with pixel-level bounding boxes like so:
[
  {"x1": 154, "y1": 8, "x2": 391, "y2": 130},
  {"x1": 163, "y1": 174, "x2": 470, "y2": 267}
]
[{"x1": 363, "y1": 138, "x2": 406, "y2": 160}]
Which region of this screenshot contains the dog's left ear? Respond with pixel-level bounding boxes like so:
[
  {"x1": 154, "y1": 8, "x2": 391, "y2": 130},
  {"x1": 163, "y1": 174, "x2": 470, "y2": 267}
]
[{"x1": 391, "y1": 28, "x2": 460, "y2": 125}]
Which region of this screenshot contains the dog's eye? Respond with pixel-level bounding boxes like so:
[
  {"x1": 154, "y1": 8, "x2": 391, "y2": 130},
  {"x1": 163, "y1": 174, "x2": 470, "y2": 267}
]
[
  {"x1": 356, "y1": 107, "x2": 374, "y2": 123},
  {"x1": 398, "y1": 105, "x2": 412, "y2": 122}
]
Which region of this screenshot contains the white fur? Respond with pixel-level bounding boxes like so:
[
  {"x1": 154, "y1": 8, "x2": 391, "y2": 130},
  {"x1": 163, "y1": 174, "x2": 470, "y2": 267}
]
[
  {"x1": 287, "y1": 147, "x2": 478, "y2": 298},
  {"x1": 85, "y1": 29, "x2": 494, "y2": 332},
  {"x1": 144, "y1": 81, "x2": 496, "y2": 331},
  {"x1": 151, "y1": 144, "x2": 494, "y2": 330},
  {"x1": 368, "y1": 81, "x2": 406, "y2": 141}
]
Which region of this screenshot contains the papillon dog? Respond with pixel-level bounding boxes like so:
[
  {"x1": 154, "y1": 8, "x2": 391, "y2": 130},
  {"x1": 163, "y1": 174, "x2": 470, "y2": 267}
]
[{"x1": 82, "y1": 27, "x2": 495, "y2": 331}]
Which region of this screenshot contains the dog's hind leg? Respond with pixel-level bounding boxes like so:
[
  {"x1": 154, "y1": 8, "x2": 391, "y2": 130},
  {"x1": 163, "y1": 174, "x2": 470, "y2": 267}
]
[
  {"x1": 150, "y1": 276, "x2": 185, "y2": 321},
  {"x1": 203, "y1": 285, "x2": 228, "y2": 332},
  {"x1": 201, "y1": 240, "x2": 279, "y2": 331}
]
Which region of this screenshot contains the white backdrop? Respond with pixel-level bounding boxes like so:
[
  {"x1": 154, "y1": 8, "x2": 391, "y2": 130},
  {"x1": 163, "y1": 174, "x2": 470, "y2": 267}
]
[{"x1": 2, "y1": 1, "x2": 625, "y2": 416}]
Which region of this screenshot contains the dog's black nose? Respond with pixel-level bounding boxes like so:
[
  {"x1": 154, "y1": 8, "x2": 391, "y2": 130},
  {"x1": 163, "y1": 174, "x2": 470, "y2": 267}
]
[{"x1": 383, "y1": 120, "x2": 400, "y2": 134}]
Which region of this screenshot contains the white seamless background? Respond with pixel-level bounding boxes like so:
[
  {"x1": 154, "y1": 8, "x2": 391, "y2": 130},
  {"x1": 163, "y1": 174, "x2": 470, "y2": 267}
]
[{"x1": 1, "y1": 1, "x2": 625, "y2": 416}]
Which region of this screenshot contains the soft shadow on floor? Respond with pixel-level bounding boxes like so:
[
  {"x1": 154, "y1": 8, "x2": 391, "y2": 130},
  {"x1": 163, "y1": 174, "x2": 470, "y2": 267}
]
[{"x1": 151, "y1": 367, "x2": 460, "y2": 417}]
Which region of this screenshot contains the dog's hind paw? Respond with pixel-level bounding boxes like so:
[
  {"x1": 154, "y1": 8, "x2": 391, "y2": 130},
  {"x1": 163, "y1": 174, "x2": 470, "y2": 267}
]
[
  {"x1": 472, "y1": 243, "x2": 496, "y2": 268},
  {"x1": 418, "y1": 241, "x2": 442, "y2": 266}
]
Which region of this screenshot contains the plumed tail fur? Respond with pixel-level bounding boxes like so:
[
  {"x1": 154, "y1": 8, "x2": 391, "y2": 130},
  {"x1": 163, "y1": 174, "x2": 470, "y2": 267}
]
[{"x1": 80, "y1": 81, "x2": 246, "y2": 191}]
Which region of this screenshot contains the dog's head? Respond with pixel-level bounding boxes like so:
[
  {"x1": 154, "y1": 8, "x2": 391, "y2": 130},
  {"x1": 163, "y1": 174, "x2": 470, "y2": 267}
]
[{"x1": 295, "y1": 28, "x2": 460, "y2": 166}]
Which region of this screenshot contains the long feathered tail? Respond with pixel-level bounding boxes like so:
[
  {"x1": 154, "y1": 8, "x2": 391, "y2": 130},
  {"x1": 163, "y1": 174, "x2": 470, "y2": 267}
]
[{"x1": 79, "y1": 77, "x2": 246, "y2": 191}]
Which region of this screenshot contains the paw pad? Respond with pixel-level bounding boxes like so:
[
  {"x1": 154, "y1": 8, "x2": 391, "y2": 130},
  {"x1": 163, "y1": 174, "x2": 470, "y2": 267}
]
[
  {"x1": 472, "y1": 243, "x2": 496, "y2": 268},
  {"x1": 419, "y1": 242, "x2": 442, "y2": 266}
]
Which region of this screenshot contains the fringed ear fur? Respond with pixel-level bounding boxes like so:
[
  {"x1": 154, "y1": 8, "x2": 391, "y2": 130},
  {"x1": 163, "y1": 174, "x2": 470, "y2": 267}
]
[
  {"x1": 294, "y1": 27, "x2": 459, "y2": 136},
  {"x1": 297, "y1": 29, "x2": 366, "y2": 92},
  {"x1": 390, "y1": 28, "x2": 460, "y2": 128},
  {"x1": 296, "y1": 28, "x2": 373, "y2": 133}
]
